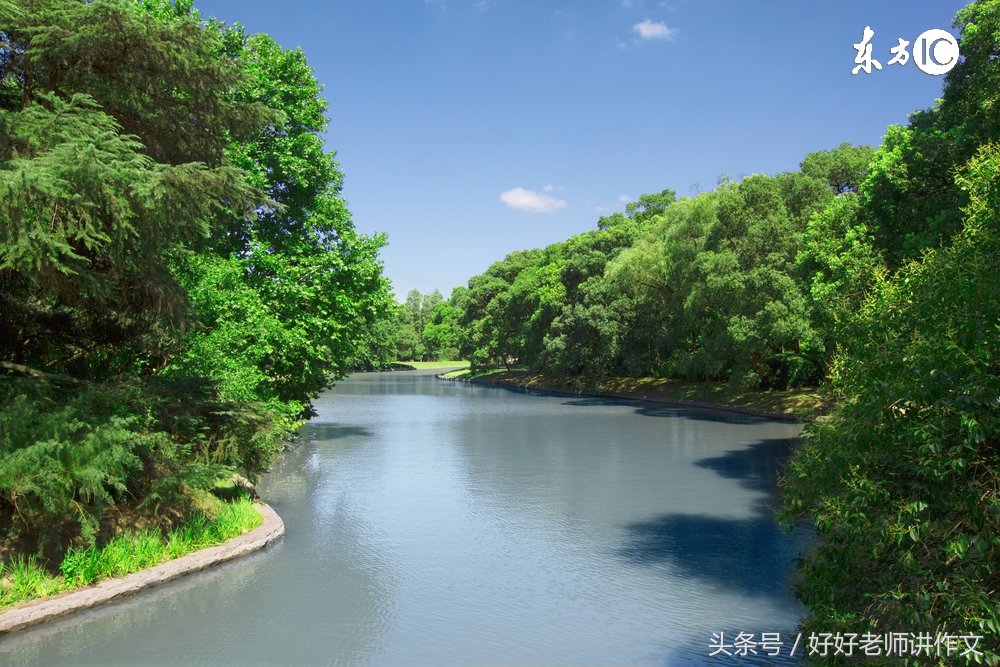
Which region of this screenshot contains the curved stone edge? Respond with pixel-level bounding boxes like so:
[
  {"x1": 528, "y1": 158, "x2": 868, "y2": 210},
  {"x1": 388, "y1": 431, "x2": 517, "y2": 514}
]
[
  {"x1": 437, "y1": 372, "x2": 812, "y2": 423},
  {"x1": 0, "y1": 501, "x2": 284, "y2": 636}
]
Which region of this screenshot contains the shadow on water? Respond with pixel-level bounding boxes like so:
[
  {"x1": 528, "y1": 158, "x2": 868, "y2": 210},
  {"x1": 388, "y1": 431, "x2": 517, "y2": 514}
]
[
  {"x1": 308, "y1": 423, "x2": 374, "y2": 441},
  {"x1": 618, "y1": 512, "x2": 802, "y2": 600},
  {"x1": 694, "y1": 437, "x2": 799, "y2": 514},
  {"x1": 618, "y1": 437, "x2": 811, "y2": 600},
  {"x1": 618, "y1": 437, "x2": 815, "y2": 667},
  {"x1": 557, "y1": 395, "x2": 770, "y2": 425}
]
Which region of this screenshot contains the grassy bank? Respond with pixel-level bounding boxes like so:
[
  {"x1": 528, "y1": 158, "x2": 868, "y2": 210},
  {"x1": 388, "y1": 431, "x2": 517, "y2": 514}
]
[
  {"x1": 444, "y1": 369, "x2": 835, "y2": 419},
  {"x1": 393, "y1": 360, "x2": 470, "y2": 370},
  {"x1": 0, "y1": 495, "x2": 262, "y2": 612}
]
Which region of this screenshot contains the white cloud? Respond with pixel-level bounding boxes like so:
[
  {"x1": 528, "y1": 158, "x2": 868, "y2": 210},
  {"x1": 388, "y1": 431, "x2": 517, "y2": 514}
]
[
  {"x1": 543, "y1": 184, "x2": 554, "y2": 192},
  {"x1": 500, "y1": 187, "x2": 568, "y2": 213},
  {"x1": 619, "y1": 194, "x2": 633, "y2": 203},
  {"x1": 633, "y1": 19, "x2": 678, "y2": 40}
]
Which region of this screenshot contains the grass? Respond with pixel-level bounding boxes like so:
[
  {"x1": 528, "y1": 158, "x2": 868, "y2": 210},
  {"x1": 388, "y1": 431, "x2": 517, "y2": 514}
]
[
  {"x1": 393, "y1": 360, "x2": 470, "y2": 370},
  {"x1": 452, "y1": 369, "x2": 836, "y2": 418},
  {"x1": 0, "y1": 495, "x2": 263, "y2": 610}
]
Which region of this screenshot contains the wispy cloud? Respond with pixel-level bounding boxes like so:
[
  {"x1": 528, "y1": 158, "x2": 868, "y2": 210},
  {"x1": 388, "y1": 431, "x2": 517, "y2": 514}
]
[
  {"x1": 633, "y1": 19, "x2": 678, "y2": 40},
  {"x1": 618, "y1": 194, "x2": 633, "y2": 203},
  {"x1": 501, "y1": 187, "x2": 568, "y2": 213},
  {"x1": 585, "y1": 200, "x2": 611, "y2": 214}
]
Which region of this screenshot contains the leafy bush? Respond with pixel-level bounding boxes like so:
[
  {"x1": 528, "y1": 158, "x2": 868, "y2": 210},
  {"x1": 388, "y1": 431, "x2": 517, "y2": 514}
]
[{"x1": 781, "y1": 144, "x2": 1000, "y2": 665}]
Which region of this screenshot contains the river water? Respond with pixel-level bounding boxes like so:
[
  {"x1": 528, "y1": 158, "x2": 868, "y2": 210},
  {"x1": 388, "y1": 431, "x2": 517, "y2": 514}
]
[{"x1": 1, "y1": 371, "x2": 814, "y2": 666}]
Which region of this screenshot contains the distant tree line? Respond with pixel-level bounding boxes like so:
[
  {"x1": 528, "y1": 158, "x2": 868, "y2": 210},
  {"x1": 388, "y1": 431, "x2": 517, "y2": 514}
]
[
  {"x1": 0, "y1": 0, "x2": 392, "y2": 556},
  {"x1": 390, "y1": 288, "x2": 466, "y2": 363},
  {"x1": 453, "y1": 146, "x2": 875, "y2": 390}
]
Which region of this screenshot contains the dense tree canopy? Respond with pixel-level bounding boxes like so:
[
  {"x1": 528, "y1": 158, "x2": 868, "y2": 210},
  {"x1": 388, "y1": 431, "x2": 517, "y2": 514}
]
[
  {"x1": 455, "y1": 165, "x2": 841, "y2": 389},
  {"x1": 779, "y1": 3, "x2": 1000, "y2": 661},
  {"x1": 0, "y1": 0, "x2": 392, "y2": 555}
]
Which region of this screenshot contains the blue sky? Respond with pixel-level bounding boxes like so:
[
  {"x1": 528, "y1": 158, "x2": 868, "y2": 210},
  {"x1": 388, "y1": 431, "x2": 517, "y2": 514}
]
[{"x1": 193, "y1": 0, "x2": 968, "y2": 300}]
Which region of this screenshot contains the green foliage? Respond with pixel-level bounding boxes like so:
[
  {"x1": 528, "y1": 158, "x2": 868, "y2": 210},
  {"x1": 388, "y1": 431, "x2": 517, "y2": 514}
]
[
  {"x1": 60, "y1": 495, "x2": 261, "y2": 588},
  {"x1": 776, "y1": 7, "x2": 1000, "y2": 660},
  {"x1": 456, "y1": 167, "x2": 839, "y2": 388},
  {"x1": 782, "y1": 143, "x2": 1000, "y2": 665},
  {"x1": 859, "y1": 1, "x2": 1000, "y2": 267},
  {"x1": 0, "y1": 555, "x2": 65, "y2": 607},
  {"x1": 0, "y1": 378, "x2": 161, "y2": 549},
  {"x1": 0, "y1": 91, "x2": 251, "y2": 379},
  {"x1": 800, "y1": 142, "x2": 876, "y2": 195},
  {"x1": 0, "y1": 0, "x2": 390, "y2": 558},
  {"x1": 391, "y1": 287, "x2": 468, "y2": 363},
  {"x1": 423, "y1": 290, "x2": 467, "y2": 361},
  {"x1": 795, "y1": 194, "x2": 885, "y2": 349},
  {"x1": 167, "y1": 27, "x2": 393, "y2": 413}
]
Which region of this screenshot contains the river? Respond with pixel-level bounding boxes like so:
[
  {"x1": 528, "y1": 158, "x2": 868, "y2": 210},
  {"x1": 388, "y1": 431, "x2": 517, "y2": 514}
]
[{"x1": 1, "y1": 370, "x2": 813, "y2": 666}]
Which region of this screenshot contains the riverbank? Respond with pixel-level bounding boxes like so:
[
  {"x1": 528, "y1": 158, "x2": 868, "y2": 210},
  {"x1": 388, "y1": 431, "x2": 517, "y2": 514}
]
[
  {"x1": 440, "y1": 369, "x2": 834, "y2": 421},
  {"x1": 0, "y1": 502, "x2": 284, "y2": 635}
]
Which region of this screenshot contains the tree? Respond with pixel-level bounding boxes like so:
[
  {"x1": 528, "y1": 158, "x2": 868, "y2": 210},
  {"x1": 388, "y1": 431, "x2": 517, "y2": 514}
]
[
  {"x1": 859, "y1": 1, "x2": 1000, "y2": 267},
  {"x1": 0, "y1": 0, "x2": 393, "y2": 553},
  {"x1": 0, "y1": 0, "x2": 257, "y2": 380},
  {"x1": 625, "y1": 188, "x2": 677, "y2": 223},
  {"x1": 423, "y1": 288, "x2": 466, "y2": 361},
  {"x1": 165, "y1": 25, "x2": 392, "y2": 416},
  {"x1": 781, "y1": 144, "x2": 1000, "y2": 660},
  {"x1": 800, "y1": 142, "x2": 876, "y2": 195}
]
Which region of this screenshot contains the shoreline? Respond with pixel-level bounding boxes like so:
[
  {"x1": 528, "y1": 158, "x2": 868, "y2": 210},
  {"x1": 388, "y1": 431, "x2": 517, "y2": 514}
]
[
  {"x1": 438, "y1": 371, "x2": 824, "y2": 422},
  {"x1": 0, "y1": 501, "x2": 284, "y2": 636}
]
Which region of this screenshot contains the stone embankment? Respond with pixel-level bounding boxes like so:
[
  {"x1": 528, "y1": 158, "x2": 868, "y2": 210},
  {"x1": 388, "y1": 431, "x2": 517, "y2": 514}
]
[{"x1": 0, "y1": 502, "x2": 284, "y2": 635}]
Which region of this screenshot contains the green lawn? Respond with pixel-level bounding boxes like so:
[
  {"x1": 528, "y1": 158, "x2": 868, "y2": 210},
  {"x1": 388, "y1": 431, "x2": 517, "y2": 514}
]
[{"x1": 393, "y1": 360, "x2": 470, "y2": 370}]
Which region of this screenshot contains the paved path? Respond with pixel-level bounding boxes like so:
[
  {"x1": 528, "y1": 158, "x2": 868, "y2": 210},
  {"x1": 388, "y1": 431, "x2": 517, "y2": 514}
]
[{"x1": 0, "y1": 502, "x2": 284, "y2": 635}]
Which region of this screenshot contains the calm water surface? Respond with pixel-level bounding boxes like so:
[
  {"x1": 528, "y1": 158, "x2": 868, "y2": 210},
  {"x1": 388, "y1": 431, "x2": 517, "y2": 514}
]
[{"x1": 1, "y1": 371, "x2": 814, "y2": 666}]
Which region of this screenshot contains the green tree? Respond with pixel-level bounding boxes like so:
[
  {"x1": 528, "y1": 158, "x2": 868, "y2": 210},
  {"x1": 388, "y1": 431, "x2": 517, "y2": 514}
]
[
  {"x1": 165, "y1": 25, "x2": 392, "y2": 417},
  {"x1": 782, "y1": 144, "x2": 1000, "y2": 662},
  {"x1": 859, "y1": 1, "x2": 1000, "y2": 267},
  {"x1": 0, "y1": 0, "x2": 256, "y2": 379},
  {"x1": 624, "y1": 188, "x2": 676, "y2": 223},
  {"x1": 0, "y1": 0, "x2": 392, "y2": 553},
  {"x1": 423, "y1": 288, "x2": 466, "y2": 361},
  {"x1": 800, "y1": 142, "x2": 876, "y2": 195}
]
